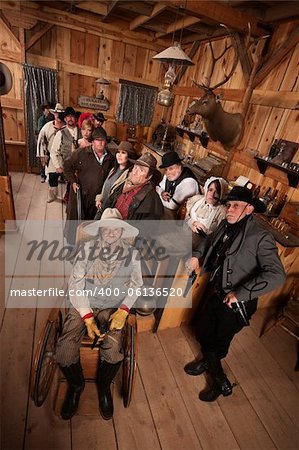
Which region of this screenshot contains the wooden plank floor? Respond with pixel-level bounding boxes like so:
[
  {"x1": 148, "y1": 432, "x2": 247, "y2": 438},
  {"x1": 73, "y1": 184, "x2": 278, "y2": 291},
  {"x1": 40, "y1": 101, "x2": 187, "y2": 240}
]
[{"x1": 1, "y1": 173, "x2": 298, "y2": 450}]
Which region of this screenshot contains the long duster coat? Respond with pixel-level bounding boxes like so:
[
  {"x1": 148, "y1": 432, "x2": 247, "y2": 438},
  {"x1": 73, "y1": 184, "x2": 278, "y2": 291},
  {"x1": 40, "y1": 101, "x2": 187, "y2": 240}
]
[
  {"x1": 64, "y1": 145, "x2": 114, "y2": 243},
  {"x1": 193, "y1": 215, "x2": 286, "y2": 302}
]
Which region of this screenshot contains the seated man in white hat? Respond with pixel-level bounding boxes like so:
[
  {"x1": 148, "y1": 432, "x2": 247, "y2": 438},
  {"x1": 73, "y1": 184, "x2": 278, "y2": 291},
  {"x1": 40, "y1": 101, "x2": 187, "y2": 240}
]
[
  {"x1": 156, "y1": 151, "x2": 200, "y2": 219},
  {"x1": 56, "y1": 208, "x2": 142, "y2": 421}
]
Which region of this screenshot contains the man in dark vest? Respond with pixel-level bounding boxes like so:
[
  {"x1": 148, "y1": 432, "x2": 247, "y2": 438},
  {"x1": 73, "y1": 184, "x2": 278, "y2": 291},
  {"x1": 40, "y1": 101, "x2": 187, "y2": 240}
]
[
  {"x1": 50, "y1": 106, "x2": 79, "y2": 203},
  {"x1": 156, "y1": 151, "x2": 200, "y2": 219},
  {"x1": 184, "y1": 186, "x2": 286, "y2": 402},
  {"x1": 50, "y1": 106, "x2": 79, "y2": 174}
]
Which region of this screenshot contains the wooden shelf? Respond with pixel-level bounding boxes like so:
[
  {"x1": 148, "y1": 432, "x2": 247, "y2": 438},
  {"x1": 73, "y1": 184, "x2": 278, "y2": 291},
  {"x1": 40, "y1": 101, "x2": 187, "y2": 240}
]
[
  {"x1": 175, "y1": 126, "x2": 209, "y2": 148},
  {"x1": 254, "y1": 156, "x2": 299, "y2": 188}
]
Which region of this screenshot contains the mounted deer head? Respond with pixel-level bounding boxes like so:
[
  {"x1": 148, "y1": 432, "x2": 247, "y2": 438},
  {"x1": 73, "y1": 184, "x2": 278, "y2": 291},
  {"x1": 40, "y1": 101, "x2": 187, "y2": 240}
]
[{"x1": 186, "y1": 26, "x2": 244, "y2": 150}]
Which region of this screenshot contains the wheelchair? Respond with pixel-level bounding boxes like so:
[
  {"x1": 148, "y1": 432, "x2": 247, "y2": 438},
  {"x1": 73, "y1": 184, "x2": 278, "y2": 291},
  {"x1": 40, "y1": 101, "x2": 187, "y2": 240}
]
[{"x1": 30, "y1": 221, "x2": 138, "y2": 411}]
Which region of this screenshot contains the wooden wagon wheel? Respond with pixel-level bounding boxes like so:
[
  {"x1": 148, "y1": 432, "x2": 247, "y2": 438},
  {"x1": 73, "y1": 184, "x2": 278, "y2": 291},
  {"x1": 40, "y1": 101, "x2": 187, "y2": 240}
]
[
  {"x1": 30, "y1": 309, "x2": 62, "y2": 407},
  {"x1": 122, "y1": 312, "x2": 137, "y2": 408}
]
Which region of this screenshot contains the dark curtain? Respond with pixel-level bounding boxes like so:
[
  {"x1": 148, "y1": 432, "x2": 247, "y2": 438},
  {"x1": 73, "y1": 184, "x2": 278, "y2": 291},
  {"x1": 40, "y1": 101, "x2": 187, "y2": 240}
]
[
  {"x1": 23, "y1": 64, "x2": 58, "y2": 167},
  {"x1": 116, "y1": 81, "x2": 156, "y2": 127}
]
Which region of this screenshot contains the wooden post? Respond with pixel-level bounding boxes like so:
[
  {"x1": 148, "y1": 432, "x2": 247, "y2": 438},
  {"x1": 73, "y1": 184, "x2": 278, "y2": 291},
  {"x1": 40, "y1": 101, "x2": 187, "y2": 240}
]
[{"x1": 0, "y1": 101, "x2": 16, "y2": 230}]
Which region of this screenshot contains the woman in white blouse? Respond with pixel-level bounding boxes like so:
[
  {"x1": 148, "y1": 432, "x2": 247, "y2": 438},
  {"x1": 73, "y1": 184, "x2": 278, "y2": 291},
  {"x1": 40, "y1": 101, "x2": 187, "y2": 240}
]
[{"x1": 185, "y1": 176, "x2": 228, "y2": 249}]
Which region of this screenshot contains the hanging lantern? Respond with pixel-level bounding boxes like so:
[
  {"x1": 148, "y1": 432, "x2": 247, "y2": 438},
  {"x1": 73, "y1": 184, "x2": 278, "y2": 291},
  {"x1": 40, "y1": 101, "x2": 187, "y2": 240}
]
[
  {"x1": 157, "y1": 88, "x2": 174, "y2": 107},
  {"x1": 153, "y1": 41, "x2": 194, "y2": 107}
]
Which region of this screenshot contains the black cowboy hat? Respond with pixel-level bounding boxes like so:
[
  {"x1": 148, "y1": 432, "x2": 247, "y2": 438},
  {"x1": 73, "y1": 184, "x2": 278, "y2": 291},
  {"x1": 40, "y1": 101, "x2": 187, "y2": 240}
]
[
  {"x1": 94, "y1": 112, "x2": 107, "y2": 122},
  {"x1": 63, "y1": 106, "x2": 76, "y2": 117},
  {"x1": 159, "y1": 151, "x2": 183, "y2": 168},
  {"x1": 223, "y1": 186, "x2": 266, "y2": 213}
]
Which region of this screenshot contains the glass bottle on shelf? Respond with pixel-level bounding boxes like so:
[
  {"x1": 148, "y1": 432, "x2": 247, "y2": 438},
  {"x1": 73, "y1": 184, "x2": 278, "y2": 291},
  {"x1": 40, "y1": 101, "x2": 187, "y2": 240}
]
[
  {"x1": 268, "y1": 139, "x2": 279, "y2": 159},
  {"x1": 188, "y1": 143, "x2": 196, "y2": 164},
  {"x1": 274, "y1": 194, "x2": 288, "y2": 216},
  {"x1": 262, "y1": 187, "x2": 272, "y2": 208},
  {"x1": 253, "y1": 185, "x2": 261, "y2": 198},
  {"x1": 266, "y1": 189, "x2": 279, "y2": 216}
]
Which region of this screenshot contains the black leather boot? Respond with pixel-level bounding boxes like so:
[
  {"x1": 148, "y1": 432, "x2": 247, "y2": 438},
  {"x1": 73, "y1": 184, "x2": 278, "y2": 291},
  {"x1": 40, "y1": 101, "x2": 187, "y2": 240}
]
[
  {"x1": 198, "y1": 352, "x2": 232, "y2": 402},
  {"x1": 59, "y1": 362, "x2": 85, "y2": 420},
  {"x1": 184, "y1": 358, "x2": 208, "y2": 376},
  {"x1": 97, "y1": 360, "x2": 121, "y2": 420}
]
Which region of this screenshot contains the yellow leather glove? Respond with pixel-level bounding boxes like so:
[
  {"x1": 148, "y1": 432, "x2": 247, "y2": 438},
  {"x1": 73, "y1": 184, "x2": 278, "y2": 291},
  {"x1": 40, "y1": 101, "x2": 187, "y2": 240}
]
[
  {"x1": 109, "y1": 309, "x2": 129, "y2": 330},
  {"x1": 84, "y1": 317, "x2": 101, "y2": 340}
]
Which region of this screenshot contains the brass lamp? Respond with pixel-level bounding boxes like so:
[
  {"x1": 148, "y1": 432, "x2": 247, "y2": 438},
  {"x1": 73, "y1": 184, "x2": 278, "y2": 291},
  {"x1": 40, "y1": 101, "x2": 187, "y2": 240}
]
[{"x1": 153, "y1": 42, "x2": 194, "y2": 107}]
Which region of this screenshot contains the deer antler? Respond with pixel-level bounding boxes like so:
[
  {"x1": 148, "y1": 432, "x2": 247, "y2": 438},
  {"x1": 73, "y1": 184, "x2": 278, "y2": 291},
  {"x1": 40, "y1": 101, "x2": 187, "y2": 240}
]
[
  {"x1": 191, "y1": 78, "x2": 211, "y2": 92},
  {"x1": 207, "y1": 24, "x2": 239, "y2": 91}
]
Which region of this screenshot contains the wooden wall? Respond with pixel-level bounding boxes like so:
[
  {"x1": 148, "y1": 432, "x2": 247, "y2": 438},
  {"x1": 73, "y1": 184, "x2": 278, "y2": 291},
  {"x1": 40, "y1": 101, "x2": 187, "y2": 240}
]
[
  {"x1": 170, "y1": 21, "x2": 299, "y2": 204},
  {"x1": 0, "y1": 17, "x2": 26, "y2": 170},
  {"x1": 1, "y1": 12, "x2": 298, "y2": 207},
  {"x1": 0, "y1": 18, "x2": 166, "y2": 164}
]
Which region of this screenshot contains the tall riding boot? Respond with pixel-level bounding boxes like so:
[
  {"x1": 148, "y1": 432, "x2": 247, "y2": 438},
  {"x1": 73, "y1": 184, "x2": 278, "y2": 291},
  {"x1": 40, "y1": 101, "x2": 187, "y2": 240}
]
[
  {"x1": 184, "y1": 357, "x2": 208, "y2": 376},
  {"x1": 47, "y1": 186, "x2": 58, "y2": 203},
  {"x1": 97, "y1": 360, "x2": 121, "y2": 420},
  {"x1": 199, "y1": 352, "x2": 232, "y2": 402},
  {"x1": 59, "y1": 362, "x2": 85, "y2": 420}
]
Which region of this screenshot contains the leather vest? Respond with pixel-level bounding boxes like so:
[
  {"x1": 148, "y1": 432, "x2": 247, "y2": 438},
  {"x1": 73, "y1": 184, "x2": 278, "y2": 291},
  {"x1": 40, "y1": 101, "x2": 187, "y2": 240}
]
[
  {"x1": 59, "y1": 127, "x2": 78, "y2": 160},
  {"x1": 165, "y1": 167, "x2": 199, "y2": 198}
]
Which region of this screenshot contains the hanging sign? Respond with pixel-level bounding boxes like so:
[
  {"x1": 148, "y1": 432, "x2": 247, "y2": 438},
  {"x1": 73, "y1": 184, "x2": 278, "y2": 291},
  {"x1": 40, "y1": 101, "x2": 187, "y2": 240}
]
[{"x1": 78, "y1": 95, "x2": 110, "y2": 111}]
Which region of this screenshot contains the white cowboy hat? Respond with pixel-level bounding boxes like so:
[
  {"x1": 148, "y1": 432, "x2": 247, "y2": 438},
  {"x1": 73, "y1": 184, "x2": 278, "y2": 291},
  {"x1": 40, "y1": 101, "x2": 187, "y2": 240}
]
[
  {"x1": 84, "y1": 208, "x2": 139, "y2": 238},
  {"x1": 0, "y1": 62, "x2": 13, "y2": 96},
  {"x1": 49, "y1": 102, "x2": 65, "y2": 113}
]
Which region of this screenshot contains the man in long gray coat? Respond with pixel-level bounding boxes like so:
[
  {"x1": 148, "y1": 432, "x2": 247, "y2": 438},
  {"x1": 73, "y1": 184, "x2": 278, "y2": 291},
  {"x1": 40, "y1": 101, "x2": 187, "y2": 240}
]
[{"x1": 184, "y1": 186, "x2": 286, "y2": 402}]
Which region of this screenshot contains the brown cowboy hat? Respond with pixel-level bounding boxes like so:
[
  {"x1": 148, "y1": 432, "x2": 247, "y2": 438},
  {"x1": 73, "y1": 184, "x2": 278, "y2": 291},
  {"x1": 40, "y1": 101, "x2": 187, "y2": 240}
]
[
  {"x1": 117, "y1": 141, "x2": 138, "y2": 160},
  {"x1": 133, "y1": 152, "x2": 158, "y2": 170},
  {"x1": 91, "y1": 127, "x2": 107, "y2": 140}
]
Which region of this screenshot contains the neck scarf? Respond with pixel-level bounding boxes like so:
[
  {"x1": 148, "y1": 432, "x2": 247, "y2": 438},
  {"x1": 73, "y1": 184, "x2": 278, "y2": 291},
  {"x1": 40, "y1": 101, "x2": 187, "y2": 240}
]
[{"x1": 86, "y1": 238, "x2": 127, "y2": 286}]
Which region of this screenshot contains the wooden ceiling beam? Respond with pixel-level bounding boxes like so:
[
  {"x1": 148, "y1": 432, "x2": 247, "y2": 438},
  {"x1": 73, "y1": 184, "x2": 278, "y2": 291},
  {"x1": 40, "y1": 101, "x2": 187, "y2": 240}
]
[
  {"x1": 129, "y1": 2, "x2": 168, "y2": 31},
  {"x1": 264, "y1": 2, "x2": 299, "y2": 23},
  {"x1": 0, "y1": 1, "x2": 167, "y2": 51},
  {"x1": 25, "y1": 23, "x2": 54, "y2": 51},
  {"x1": 101, "y1": 0, "x2": 119, "y2": 22},
  {"x1": 181, "y1": 28, "x2": 228, "y2": 44},
  {"x1": 253, "y1": 26, "x2": 299, "y2": 88},
  {"x1": 75, "y1": 1, "x2": 107, "y2": 16},
  {"x1": 169, "y1": 0, "x2": 266, "y2": 36},
  {"x1": 0, "y1": 10, "x2": 12, "y2": 31},
  {"x1": 155, "y1": 16, "x2": 201, "y2": 38},
  {"x1": 234, "y1": 32, "x2": 252, "y2": 83},
  {"x1": 0, "y1": 15, "x2": 21, "y2": 49}
]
